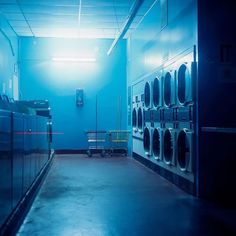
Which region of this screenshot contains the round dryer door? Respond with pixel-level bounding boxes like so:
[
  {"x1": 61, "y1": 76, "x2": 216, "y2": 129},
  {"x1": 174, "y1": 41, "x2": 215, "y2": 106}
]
[
  {"x1": 132, "y1": 108, "x2": 137, "y2": 129},
  {"x1": 144, "y1": 82, "x2": 151, "y2": 108},
  {"x1": 137, "y1": 107, "x2": 143, "y2": 131},
  {"x1": 164, "y1": 72, "x2": 171, "y2": 107},
  {"x1": 177, "y1": 130, "x2": 190, "y2": 171},
  {"x1": 153, "y1": 128, "x2": 161, "y2": 159},
  {"x1": 143, "y1": 127, "x2": 151, "y2": 153},
  {"x1": 163, "y1": 129, "x2": 173, "y2": 164},
  {"x1": 153, "y1": 77, "x2": 160, "y2": 108},
  {"x1": 177, "y1": 64, "x2": 190, "y2": 105}
]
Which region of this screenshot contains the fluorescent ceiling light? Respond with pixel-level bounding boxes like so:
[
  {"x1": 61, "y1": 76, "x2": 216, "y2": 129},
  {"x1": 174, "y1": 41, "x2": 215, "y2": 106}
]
[{"x1": 52, "y1": 57, "x2": 96, "y2": 62}]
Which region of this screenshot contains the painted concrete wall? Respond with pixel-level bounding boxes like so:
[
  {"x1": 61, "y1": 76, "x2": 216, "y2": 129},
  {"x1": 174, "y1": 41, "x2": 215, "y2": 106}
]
[
  {"x1": 19, "y1": 37, "x2": 127, "y2": 150},
  {"x1": 0, "y1": 14, "x2": 18, "y2": 98},
  {"x1": 128, "y1": 0, "x2": 197, "y2": 83}
]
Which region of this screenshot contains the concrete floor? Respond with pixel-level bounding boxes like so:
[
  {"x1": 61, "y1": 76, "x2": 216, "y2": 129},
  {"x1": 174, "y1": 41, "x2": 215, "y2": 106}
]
[{"x1": 17, "y1": 154, "x2": 236, "y2": 236}]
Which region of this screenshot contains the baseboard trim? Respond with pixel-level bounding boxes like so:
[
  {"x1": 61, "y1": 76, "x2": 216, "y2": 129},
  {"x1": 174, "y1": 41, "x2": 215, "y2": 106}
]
[{"x1": 132, "y1": 152, "x2": 196, "y2": 195}]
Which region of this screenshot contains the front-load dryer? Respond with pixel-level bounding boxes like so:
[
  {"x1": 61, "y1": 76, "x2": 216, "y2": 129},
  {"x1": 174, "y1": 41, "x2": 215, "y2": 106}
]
[
  {"x1": 144, "y1": 80, "x2": 152, "y2": 110},
  {"x1": 137, "y1": 106, "x2": 144, "y2": 135},
  {"x1": 163, "y1": 125, "x2": 176, "y2": 166},
  {"x1": 143, "y1": 125, "x2": 153, "y2": 157},
  {"x1": 175, "y1": 53, "x2": 195, "y2": 107},
  {"x1": 163, "y1": 69, "x2": 176, "y2": 108},
  {"x1": 153, "y1": 75, "x2": 162, "y2": 109},
  {"x1": 152, "y1": 127, "x2": 162, "y2": 160},
  {"x1": 132, "y1": 107, "x2": 138, "y2": 134},
  {"x1": 176, "y1": 127, "x2": 193, "y2": 173}
]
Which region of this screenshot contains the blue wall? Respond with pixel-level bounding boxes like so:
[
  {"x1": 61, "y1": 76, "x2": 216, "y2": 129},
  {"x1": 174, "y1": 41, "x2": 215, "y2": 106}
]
[
  {"x1": 0, "y1": 14, "x2": 18, "y2": 98},
  {"x1": 128, "y1": 0, "x2": 197, "y2": 83},
  {"x1": 19, "y1": 37, "x2": 127, "y2": 150}
]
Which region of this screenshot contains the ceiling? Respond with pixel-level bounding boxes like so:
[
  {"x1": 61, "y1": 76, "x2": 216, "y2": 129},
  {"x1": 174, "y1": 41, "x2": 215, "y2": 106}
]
[{"x1": 0, "y1": 0, "x2": 154, "y2": 39}]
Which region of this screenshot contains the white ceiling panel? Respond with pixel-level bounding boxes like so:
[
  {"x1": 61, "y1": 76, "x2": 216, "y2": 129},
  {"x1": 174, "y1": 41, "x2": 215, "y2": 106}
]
[
  {"x1": 1, "y1": 13, "x2": 25, "y2": 21},
  {"x1": 8, "y1": 20, "x2": 28, "y2": 27},
  {"x1": 19, "y1": 0, "x2": 80, "y2": 5},
  {"x1": 0, "y1": 4, "x2": 21, "y2": 13},
  {"x1": 25, "y1": 14, "x2": 78, "y2": 21},
  {"x1": 20, "y1": 5, "x2": 79, "y2": 15},
  {"x1": 0, "y1": 0, "x2": 155, "y2": 38}
]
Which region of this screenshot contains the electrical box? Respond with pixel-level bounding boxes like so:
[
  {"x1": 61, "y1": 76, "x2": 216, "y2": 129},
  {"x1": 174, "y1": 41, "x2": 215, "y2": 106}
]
[{"x1": 76, "y1": 89, "x2": 84, "y2": 107}]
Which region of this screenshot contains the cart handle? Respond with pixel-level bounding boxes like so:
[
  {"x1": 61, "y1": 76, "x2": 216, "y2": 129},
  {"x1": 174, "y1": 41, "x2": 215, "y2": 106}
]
[{"x1": 85, "y1": 130, "x2": 107, "y2": 134}]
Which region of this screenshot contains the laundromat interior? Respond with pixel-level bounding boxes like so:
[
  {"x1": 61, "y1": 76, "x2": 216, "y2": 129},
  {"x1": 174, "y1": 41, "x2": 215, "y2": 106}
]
[{"x1": 1, "y1": 0, "x2": 236, "y2": 235}]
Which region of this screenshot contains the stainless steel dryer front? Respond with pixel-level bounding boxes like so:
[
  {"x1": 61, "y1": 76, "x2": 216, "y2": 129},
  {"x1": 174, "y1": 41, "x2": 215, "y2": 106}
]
[
  {"x1": 152, "y1": 126, "x2": 162, "y2": 161},
  {"x1": 175, "y1": 122, "x2": 194, "y2": 183},
  {"x1": 175, "y1": 52, "x2": 195, "y2": 107},
  {"x1": 163, "y1": 68, "x2": 176, "y2": 108},
  {"x1": 144, "y1": 79, "x2": 153, "y2": 110},
  {"x1": 143, "y1": 125, "x2": 153, "y2": 157},
  {"x1": 162, "y1": 124, "x2": 176, "y2": 166}
]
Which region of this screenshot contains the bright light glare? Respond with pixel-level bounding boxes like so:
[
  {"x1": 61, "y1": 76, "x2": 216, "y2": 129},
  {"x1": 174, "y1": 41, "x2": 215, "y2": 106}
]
[
  {"x1": 144, "y1": 55, "x2": 163, "y2": 67},
  {"x1": 52, "y1": 57, "x2": 96, "y2": 62}
]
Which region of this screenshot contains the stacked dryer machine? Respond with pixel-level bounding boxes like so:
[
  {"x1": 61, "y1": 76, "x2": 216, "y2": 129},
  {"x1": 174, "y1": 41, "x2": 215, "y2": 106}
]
[
  {"x1": 174, "y1": 52, "x2": 195, "y2": 183},
  {"x1": 162, "y1": 66, "x2": 177, "y2": 169},
  {"x1": 132, "y1": 51, "x2": 196, "y2": 191},
  {"x1": 152, "y1": 73, "x2": 163, "y2": 161},
  {"x1": 132, "y1": 97, "x2": 138, "y2": 135},
  {"x1": 132, "y1": 92, "x2": 144, "y2": 140},
  {"x1": 143, "y1": 79, "x2": 153, "y2": 157}
]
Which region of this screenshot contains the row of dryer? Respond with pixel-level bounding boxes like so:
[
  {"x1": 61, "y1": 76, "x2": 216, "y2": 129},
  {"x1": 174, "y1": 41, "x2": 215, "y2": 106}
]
[
  {"x1": 142, "y1": 53, "x2": 195, "y2": 110},
  {"x1": 142, "y1": 121, "x2": 194, "y2": 181},
  {"x1": 132, "y1": 54, "x2": 195, "y2": 183},
  {"x1": 132, "y1": 111, "x2": 194, "y2": 181}
]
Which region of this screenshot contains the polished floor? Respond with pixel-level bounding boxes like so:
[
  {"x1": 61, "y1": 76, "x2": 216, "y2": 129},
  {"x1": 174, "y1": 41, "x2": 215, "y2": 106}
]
[{"x1": 17, "y1": 154, "x2": 236, "y2": 236}]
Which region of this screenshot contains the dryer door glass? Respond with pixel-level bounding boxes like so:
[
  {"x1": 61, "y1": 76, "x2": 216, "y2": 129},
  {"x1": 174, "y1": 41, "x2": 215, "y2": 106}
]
[
  {"x1": 144, "y1": 82, "x2": 151, "y2": 108},
  {"x1": 164, "y1": 129, "x2": 173, "y2": 163},
  {"x1": 137, "y1": 108, "x2": 143, "y2": 130},
  {"x1": 164, "y1": 73, "x2": 171, "y2": 106},
  {"x1": 178, "y1": 64, "x2": 189, "y2": 104},
  {"x1": 153, "y1": 128, "x2": 160, "y2": 158},
  {"x1": 153, "y1": 78, "x2": 160, "y2": 107},
  {"x1": 177, "y1": 130, "x2": 190, "y2": 171},
  {"x1": 143, "y1": 127, "x2": 150, "y2": 152},
  {"x1": 132, "y1": 108, "x2": 137, "y2": 128}
]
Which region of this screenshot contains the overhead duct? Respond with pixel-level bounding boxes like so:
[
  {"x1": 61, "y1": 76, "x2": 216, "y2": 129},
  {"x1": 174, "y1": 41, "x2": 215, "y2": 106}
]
[{"x1": 107, "y1": 0, "x2": 144, "y2": 56}]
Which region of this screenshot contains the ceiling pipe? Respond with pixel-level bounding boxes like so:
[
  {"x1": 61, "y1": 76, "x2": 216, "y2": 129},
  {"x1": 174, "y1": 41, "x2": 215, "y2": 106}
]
[
  {"x1": 107, "y1": 0, "x2": 144, "y2": 56},
  {"x1": 16, "y1": 0, "x2": 35, "y2": 37}
]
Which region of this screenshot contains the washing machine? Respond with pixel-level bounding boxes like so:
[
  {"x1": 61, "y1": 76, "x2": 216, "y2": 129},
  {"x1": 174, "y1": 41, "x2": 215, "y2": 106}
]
[
  {"x1": 175, "y1": 122, "x2": 194, "y2": 182},
  {"x1": 162, "y1": 123, "x2": 176, "y2": 166},
  {"x1": 144, "y1": 79, "x2": 152, "y2": 110},
  {"x1": 175, "y1": 53, "x2": 195, "y2": 107}
]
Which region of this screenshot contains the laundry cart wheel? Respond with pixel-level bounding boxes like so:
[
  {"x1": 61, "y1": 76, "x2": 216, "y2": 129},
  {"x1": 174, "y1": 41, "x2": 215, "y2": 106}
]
[
  {"x1": 87, "y1": 149, "x2": 92, "y2": 157},
  {"x1": 101, "y1": 149, "x2": 106, "y2": 157}
]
